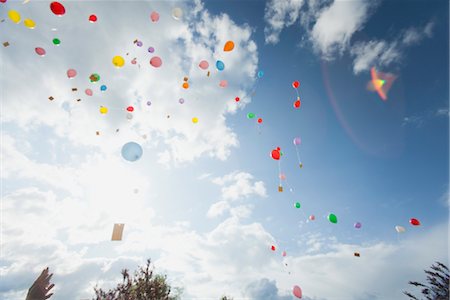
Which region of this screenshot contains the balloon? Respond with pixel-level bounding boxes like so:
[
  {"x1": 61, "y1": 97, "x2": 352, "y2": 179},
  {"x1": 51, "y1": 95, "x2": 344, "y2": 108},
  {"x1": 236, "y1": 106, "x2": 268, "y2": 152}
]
[
  {"x1": 294, "y1": 202, "x2": 301, "y2": 209},
  {"x1": 293, "y1": 137, "x2": 301, "y2": 145},
  {"x1": 271, "y1": 245, "x2": 276, "y2": 251},
  {"x1": 410, "y1": 218, "x2": 420, "y2": 226},
  {"x1": 89, "y1": 73, "x2": 100, "y2": 82},
  {"x1": 223, "y1": 40, "x2": 235, "y2": 52},
  {"x1": 99, "y1": 106, "x2": 108, "y2": 114},
  {"x1": 282, "y1": 251, "x2": 287, "y2": 257},
  {"x1": 112, "y1": 55, "x2": 125, "y2": 68},
  {"x1": 292, "y1": 81, "x2": 300, "y2": 89},
  {"x1": 183, "y1": 77, "x2": 189, "y2": 82},
  {"x1": 179, "y1": 98, "x2": 185, "y2": 104},
  {"x1": 148, "y1": 47, "x2": 155, "y2": 53},
  {"x1": 395, "y1": 225, "x2": 406, "y2": 233},
  {"x1": 150, "y1": 56, "x2": 162, "y2": 68},
  {"x1": 247, "y1": 113, "x2": 255, "y2": 119},
  {"x1": 100, "y1": 85, "x2": 107, "y2": 91},
  {"x1": 271, "y1": 149, "x2": 280, "y2": 160},
  {"x1": 85, "y1": 88, "x2": 93, "y2": 96},
  {"x1": 293, "y1": 285, "x2": 302, "y2": 299},
  {"x1": 131, "y1": 58, "x2": 137, "y2": 65},
  {"x1": 50, "y1": 2, "x2": 65, "y2": 16},
  {"x1": 8, "y1": 10, "x2": 21, "y2": 23},
  {"x1": 35, "y1": 47, "x2": 46, "y2": 56},
  {"x1": 192, "y1": 117, "x2": 198, "y2": 124},
  {"x1": 150, "y1": 11, "x2": 159, "y2": 22},
  {"x1": 199, "y1": 60, "x2": 209, "y2": 70},
  {"x1": 235, "y1": 97, "x2": 240, "y2": 102},
  {"x1": 52, "y1": 38, "x2": 61, "y2": 45},
  {"x1": 257, "y1": 118, "x2": 263, "y2": 124},
  {"x1": 182, "y1": 82, "x2": 189, "y2": 89},
  {"x1": 328, "y1": 213, "x2": 338, "y2": 224},
  {"x1": 66, "y1": 69, "x2": 77, "y2": 79},
  {"x1": 216, "y1": 60, "x2": 225, "y2": 71},
  {"x1": 309, "y1": 215, "x2": 315, "y2": 221},
  {"x1": 279, "y1": 173, "x2": 286, "y2": 180},
  {"x1": 146, "y1": 101, "x2": 152, "y2": 106},
  {"x1": 89, "y1": 14, "x2": 97, "y2": 23},
  {"x1": 121, "y1": 142, "x2": 143, "y2": 162},
  {"x1": 136, "y1": 41, "x2": 143, "y2": 47},
  {"x1": 257, "y1": 70, "x2": 264, "y2": 78},
  {"x1": 127, "y1": 106, "x2": 134, "y2": 112},
  {"x1": 219, "y1": 80, "x2": 228, "y2": 88},
  {"x1": 354, "y1": 222, "x2": 362, "y2": 229},
  {"x1": 126, "y1": 113, "x2": 133, "y2": 120},
  {"x1": 172, "y1": 7, "x2": 183, "y2": 20},
  {"x1": 24, "y1": 19, "x2": 36, "y2": 29},
  {"x1": 294, "y1": 99, "x2": 301, "y2": 109}
]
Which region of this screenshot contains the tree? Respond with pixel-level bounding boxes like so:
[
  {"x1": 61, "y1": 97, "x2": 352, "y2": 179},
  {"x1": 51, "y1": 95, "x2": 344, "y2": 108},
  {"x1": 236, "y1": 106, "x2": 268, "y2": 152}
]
[
  {"x1": 93, "y1": 259, "x2": 182, "y2": 300},
  {"x1": 404, "y1": 261, "x2": 449, "y2": 300}
]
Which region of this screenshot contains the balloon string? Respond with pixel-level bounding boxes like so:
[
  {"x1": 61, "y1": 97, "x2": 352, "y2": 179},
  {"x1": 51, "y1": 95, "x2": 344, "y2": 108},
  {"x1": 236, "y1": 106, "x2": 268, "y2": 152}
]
[
  {"x1": 295, "y1": 145, "x2": 301, "y2": 165},
  {"x1": 278, "y1": 160, "x2": 282, "y2": 187},
  {"x1": 294, "y1": 88, "x2": 300, "y2": 99}
]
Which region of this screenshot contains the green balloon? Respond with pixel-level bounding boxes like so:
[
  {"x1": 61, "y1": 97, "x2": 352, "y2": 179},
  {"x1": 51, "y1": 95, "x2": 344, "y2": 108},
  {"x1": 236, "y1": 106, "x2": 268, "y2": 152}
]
[
  {"x1": 52, "y1": 38, "x2": 61, "y2": 45},
  {"x1": 294, "y1": 202, "x2": 301, "y2": 208},
  {"x1": 247, "y1": 113, "x2": 255, "y2": 119},
  {"x1": 328, "y1": 213, "x2": 338, "y2": 224}
]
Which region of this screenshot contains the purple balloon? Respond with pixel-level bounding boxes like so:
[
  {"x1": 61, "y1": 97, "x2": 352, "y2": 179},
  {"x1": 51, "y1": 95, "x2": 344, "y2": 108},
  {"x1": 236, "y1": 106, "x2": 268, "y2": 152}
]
[
  {"x1": 179, "y1": 98, "x2": 184, "y2": 104},
  {"x1": 148, "y1": 47, "x2": 154, "y2": 53},
  {"x1": 136, "y1": 41, "x2": 143, "y2": 47},
  {"x1": 146, "y1": 101, "x2": 152, "y2": 106},
  {"x1": 354, "y1": 222, "x2": 362, "y2": 229},
  {"x1": 293, "y1": 137, "x2": 301, "y2": 145}
]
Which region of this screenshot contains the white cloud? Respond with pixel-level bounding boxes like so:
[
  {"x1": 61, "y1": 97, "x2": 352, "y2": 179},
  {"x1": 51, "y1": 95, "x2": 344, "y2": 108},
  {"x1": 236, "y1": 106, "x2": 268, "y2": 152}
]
[
  {"x1": 212, "y1": 171, "x2": 267, "y2": 201},
  {"x1": 264, "y1": 0, "x2": 305, "y2": 44},
  {"x1": 207, "y1": 200, "x2": 230, "y2": 218},
  {"x1": 350, "y1": 40, "x2": 400, "y2": 74}
]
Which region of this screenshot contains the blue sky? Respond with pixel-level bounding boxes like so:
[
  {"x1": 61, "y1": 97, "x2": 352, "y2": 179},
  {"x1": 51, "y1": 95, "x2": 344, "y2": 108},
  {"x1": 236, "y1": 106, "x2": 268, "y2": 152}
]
[{"x1": 1, "y1": 0, "x2": 448, "y2": 299}]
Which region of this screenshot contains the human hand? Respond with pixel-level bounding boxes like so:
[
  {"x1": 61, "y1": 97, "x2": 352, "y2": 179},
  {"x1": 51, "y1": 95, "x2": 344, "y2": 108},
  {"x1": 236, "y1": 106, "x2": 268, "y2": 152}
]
[{"x1": 26, "y1": 267, "x2": 55, "y2": 300}]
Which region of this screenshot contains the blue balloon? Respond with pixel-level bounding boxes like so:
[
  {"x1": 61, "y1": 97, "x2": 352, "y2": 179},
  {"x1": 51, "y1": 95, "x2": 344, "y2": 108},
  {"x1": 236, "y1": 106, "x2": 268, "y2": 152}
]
[
  {"x1": 216, "y1": 60, "x2": 225, "y2": 71},
  {"x1": 100, "y1": 85, "x2": 107, "y2": 91},
  {"x1": 257, "y1": 70, "x2": 264, "y2": 78},
  {"x1": 121, "y1": 142, "x2": 143, "y2": 162}
]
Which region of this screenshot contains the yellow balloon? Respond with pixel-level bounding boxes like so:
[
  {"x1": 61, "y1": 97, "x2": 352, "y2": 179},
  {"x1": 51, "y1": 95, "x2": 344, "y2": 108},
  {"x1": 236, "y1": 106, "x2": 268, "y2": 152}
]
[
  {"x1": 24, "y1": 19, "x2": 36, "y2": 29},
  {"x1": 192, "y1": 117, "x2": 198, "y2": 124},
  {"x1": 112, "y1": 56, "x2": 125, "y2": 68},
  {"x1": 8, "y1": 10, "x2": 21, "y2": 24},
  {"x1": 99, "y1": 106, "x2": 108, "y2": 114}
]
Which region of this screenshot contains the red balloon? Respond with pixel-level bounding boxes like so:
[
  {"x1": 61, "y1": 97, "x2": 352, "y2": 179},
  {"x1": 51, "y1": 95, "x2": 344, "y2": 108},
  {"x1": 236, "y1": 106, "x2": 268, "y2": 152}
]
[
  {"x1": 257, "y1": 118, "x2": 263, "y2": 124},
  {"x1": 410, "y1": 218, "x2": 420, "y2": 226},
  {"x1": 271, "y1": 245, "x2": 276, "y2": 251},
  {"x1": 271, "y1": 149, "x2": 280, "y2": 160},
  {"x1": 293, "y1": 99, "x2": 301, "y2": 109},
  {"x1": 292, "y1": 81, "x2": 300, "y2": 89},
  {"x1": 50, "y1": 2, "x2": 66, "y2": 16},
  {"x1": 89, "y1": 14, "x2": 97, "y2": 23},
  {"x1": 126, "y1": 106, "x2": 134, "y2": 112},
  {"x1": 235, "y1": 97, "x2": 240, "y2": 102}
]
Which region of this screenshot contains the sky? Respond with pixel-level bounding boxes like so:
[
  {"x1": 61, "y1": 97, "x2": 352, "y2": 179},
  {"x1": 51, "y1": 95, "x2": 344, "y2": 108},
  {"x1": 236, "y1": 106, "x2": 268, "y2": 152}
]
[{"x1": 0, "y1": 0, "x2": 449, "y2": 299}]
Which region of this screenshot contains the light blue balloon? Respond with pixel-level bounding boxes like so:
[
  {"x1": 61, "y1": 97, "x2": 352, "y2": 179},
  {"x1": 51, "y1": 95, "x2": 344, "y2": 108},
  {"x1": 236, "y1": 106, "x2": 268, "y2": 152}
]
[
  {"x1": 216, "y1": 60, "x2": 225, "y2": 71},
  {"x1": 100, "y1": 85, "x2": 107, "y2": 91},
  {"x1": 257, "y1": 70, "x2": 264, "y2": 78},
  {"x1": 121, "y1": 142, "x2": 143, "y2": 162}
]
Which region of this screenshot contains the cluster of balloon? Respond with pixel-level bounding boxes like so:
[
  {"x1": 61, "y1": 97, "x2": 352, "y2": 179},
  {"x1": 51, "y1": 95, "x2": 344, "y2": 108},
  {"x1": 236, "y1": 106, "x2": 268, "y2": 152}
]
[
  {"x1": 150, "y1": 56, "x2": 162, "y2": 68},
  {"x1": 293, "y1": 137, "x2": 303, "y2": 168},
  {"x1": 50, "y1": 2, "x2": 66, "y2": 16},
  {"x1": 292, "y1": 80, "x2": 301, "y2": 109},
  {"x1": 89, "y1": 14, "x2": 98, "y2": 23},
  {"x1": 328, "y1": 213, "x2": 338, "y2": 224},
  {"x1": 293, "y1": 285, "x2": 302, "y2": 299},
  {"x1": 182, "y1": 76, "x2": 189, "y2": 89},
  {"x1": 121, "y1": 142, "x2": 143, "y2": 162}
]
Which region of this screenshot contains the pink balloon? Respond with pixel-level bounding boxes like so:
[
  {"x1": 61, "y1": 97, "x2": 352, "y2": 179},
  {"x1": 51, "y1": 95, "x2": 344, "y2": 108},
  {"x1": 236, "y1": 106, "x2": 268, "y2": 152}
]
[
  {"x1": 279, "y1": 173, "x2": 286, "y2": 180},
  {"x1": 150, "y1": 11, "x2": 159, "y2": 22},
  {"x1": 35, "y1": 47, "x2": 46, "y2": 56},
  {"x1": 293, "y1": 137, "x2": 301, "y2": 145},
  {"x1": 67, "y1": 69, "x2": 77, "y2": 78},
  {"x1": 309, "y1": 215, "x2": 315, "y2": 221},
  {"x1": 293, "y1": 285, "x2": 302, "y2": 298},
  {"x1": 199, "y1": 60, "x2": 209, "y2": 70},
  {"x1": 219, "y1": 80, "x2": 228, "y2": 88},
  {"x1": 85, "y1": 88, "x2": 93, "y2": 96},
  {"x1": 150, "y1": 56, "x2": 162, "y2": 68},
  {"x1": 282, "y1": 251, "x2": 287, "y2": 257}
]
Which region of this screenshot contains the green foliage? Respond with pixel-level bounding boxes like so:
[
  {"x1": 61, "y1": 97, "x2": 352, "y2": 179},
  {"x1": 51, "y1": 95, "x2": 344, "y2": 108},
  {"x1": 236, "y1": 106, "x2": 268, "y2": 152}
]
[
  {"x1": 404, "y1": 261, "x2": 449, "y2": 300},
  {"x1": 93, "y1": 259, "x2": 181, "y2": 300}
]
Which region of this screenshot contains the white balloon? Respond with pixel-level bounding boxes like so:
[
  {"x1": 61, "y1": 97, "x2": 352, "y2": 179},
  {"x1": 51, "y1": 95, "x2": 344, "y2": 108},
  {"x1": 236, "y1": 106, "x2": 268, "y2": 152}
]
[{"x1": 172, "y1": 7, "x2": 183, "y2": 20}]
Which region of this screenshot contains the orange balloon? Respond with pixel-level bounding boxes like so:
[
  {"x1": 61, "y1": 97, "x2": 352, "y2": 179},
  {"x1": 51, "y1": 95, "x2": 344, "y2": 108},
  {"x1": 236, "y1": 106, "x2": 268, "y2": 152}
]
[
  {"x1": 224, "y1": 40, "x2": 235, "y2": 52},
  {"x1": 182, "y1": 82, "x2": 189, "y2": 89}
]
